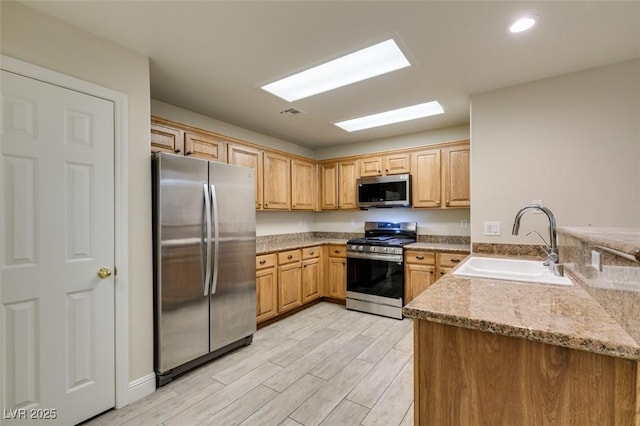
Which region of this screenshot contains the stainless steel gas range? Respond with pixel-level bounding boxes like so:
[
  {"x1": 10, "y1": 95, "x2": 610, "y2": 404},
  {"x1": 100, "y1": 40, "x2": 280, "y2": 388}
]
[{"x1": 346, "y1": 222, "x2": 417, "y2": 319}]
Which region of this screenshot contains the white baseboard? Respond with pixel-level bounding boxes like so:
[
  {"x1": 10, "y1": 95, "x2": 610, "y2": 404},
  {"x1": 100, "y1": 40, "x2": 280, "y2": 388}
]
[{"x1": 124, "y1": 373, "x2": 156, "y2": 407}]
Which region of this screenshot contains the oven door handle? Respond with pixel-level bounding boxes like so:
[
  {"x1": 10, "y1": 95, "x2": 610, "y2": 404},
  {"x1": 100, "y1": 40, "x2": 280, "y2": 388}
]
[{"x1": 347, "y1": 252, "x2": 403, "y2": 263}]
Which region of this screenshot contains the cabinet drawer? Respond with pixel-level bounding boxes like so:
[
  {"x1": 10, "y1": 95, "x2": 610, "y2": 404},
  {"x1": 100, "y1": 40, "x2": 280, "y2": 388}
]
[
  {"x1": 302, "y1": 246, "x2": 321, "y2": 260},
  {"x1": 405, "y1": 250, "x2": 436, "y2": 265},
  {"x1": 256, "y1": 253, "x2": 277, "y2": 270},
  {"x1": 327, "y1": 245, "x2": 346, "y2": 258},
  {"x1": 278, "y1": 249, "x2": 301, "y2": 265},
  {"x1": 438, "y1": 252, "x2": 468, "y2": 267}
]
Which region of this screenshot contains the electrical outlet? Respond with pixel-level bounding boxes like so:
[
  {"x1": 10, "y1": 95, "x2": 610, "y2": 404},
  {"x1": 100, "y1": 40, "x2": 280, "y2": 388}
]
[
  {"x1": 483, "y1": 221, "x2": 500, "y2": 236},
  {"x1": 591, "y1": 250, "x2": 602, "y2": 271},
  {"x1": 460, "y1": 219, "x2": 469, "y2": 229}
]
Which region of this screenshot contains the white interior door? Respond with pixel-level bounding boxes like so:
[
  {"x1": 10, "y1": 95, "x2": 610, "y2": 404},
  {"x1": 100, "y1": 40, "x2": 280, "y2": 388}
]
[{"x1": 1, "y1": 70, "x2": 115, "y2": 424}]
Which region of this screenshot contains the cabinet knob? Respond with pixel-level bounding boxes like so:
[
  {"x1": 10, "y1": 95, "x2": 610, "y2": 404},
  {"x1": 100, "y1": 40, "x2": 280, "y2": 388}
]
[
  {"x1": 334, "y1": 250, "x2": 341, "y2": 254},
  {"x1": 430, "y1": 271, "x2": 434, "y2": 274},
  {"x1": 451, "y1": 258, "x2": 461, "y2": 263},
  {"x1": 440, "y1": 271, "x2": 446, "y2": 275},
  {"x1": 186, "y1": 151, "x2": 193, "y2": 156},
  {"x1": 265, "y1": 202, "x2": 269, "y2": 206},
  {"x1": 416, "y1": 255, "x2": 424, "y2": 260},
  {"x1": 287, "y1": 254, "x2": 293, "y2": 260},
  {"x1": 309, "y1": 251, "x2": 314, "y2": 255},
  {"x1": 174, "y1": 149, "x2": 181, "y2": 153},
  {"x1": 259, "y1": 260, "x2": 266, "y2": 265}
]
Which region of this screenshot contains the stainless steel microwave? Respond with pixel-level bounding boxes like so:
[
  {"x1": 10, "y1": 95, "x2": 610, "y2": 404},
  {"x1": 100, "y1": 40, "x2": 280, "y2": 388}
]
[{"x1": 356, "y1": 174, "x2": 411, "y2": 208}]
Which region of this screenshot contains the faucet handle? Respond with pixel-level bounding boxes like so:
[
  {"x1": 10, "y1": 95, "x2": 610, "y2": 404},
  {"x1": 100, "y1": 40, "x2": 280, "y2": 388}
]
[{"x1": 525, "y1": 230, "x2": 550, "y2": 248}]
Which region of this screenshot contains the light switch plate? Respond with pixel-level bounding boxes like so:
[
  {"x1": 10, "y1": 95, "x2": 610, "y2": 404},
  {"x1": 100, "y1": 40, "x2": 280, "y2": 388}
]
[{"x1": 483, "y1": 221, "x2": 500, "y2": 236}]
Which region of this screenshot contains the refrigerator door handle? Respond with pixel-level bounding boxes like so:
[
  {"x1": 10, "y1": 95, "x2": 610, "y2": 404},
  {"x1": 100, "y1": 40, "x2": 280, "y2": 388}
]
[
  {"x1": 210, "y1": 184, "x2": 220, "y2": 295},
  {"x1": 203, "y1": 184, "x2": 212, "y2": 296}
]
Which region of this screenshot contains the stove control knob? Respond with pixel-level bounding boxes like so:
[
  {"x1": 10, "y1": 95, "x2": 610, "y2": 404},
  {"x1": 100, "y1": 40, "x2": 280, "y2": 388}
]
[
  {"x1": 350, "y1": 245, "x2": 356, "y2": 250},
  {"x1": 358, "y1": 245, "x2": 363, "y2": 251},
  {"x1": 369, "y1": 246, "x2": 376, "y2": 252}
]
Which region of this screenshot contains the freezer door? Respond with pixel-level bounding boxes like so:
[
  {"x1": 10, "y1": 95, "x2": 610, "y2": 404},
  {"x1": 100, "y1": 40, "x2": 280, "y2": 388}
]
[
  {"x1": 208, "y1": 162, "x2": 257, "y2": 351},
  {"x1": 153, "y1": 153, "x2": 210, "y2": 374}
]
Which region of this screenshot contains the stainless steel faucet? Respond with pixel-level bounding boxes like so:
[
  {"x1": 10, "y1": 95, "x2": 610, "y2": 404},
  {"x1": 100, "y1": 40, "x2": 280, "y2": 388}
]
[{"x1": 512, "y1": 204, "x2": 564, "y2": 276}]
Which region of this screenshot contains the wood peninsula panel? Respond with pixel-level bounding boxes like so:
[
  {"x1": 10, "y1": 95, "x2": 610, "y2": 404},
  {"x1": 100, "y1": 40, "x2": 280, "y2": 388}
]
[{"x1": 414, "y1": 320, "x2": 638, "y2": 426}]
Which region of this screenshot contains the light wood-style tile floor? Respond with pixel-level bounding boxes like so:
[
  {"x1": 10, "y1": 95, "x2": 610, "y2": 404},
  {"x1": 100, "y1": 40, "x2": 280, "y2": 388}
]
[{"x1": 87, "y1": 302, "x2": 414, "y2": 426}]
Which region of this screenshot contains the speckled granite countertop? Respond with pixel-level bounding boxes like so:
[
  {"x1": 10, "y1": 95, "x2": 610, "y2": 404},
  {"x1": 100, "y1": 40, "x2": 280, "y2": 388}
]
[
  {"x1": 256, "y1": 238, "x2": 349, "y2": 255},
  {"x1": 405, "y1": 242, "x2": 470, "y2": 253},
  {"x1": 558, "y1": 226, "x2": 640, "y2": 262},
  {"x1": 403, "y1": 255, "x2": 640, "y2": 361}
]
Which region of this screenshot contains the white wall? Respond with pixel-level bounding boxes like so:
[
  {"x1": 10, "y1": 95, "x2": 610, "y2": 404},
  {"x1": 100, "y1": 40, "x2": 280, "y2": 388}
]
[
  {"x1": 1, "y1": 2, "x2": 153, "y2": 382},
  {"x1": 315, "y1": 124, "x2": 469, "y2": 160},
  {"x1": 471, "y1": 59, "x2": 640, "y2": 244},
  {"x1": 152, "y1": 99, "x2": 314, "y2": 159},
  {"x1": 315, "y1": 209, "x2": 470, "y2": 236}
]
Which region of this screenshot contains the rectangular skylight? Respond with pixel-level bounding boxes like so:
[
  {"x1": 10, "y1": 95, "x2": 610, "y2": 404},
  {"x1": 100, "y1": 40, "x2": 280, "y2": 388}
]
[
  {"x1": 334, "y1": 101, "x2": 445, "y2": 132},
  {"x1": 261, "y1": 39, "x2": 410, "y2": 102}
]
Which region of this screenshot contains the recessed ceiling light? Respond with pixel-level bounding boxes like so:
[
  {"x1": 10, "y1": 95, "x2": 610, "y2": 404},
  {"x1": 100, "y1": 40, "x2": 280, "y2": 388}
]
[
  {"x1": 261, "y1": 39, "x2": 410, "y2": 102},
  {"x1": 508, "y1": 16, "x2": 537, "y2": 33},
  {"x1": 334, "y1": 101, "x2": 444, "y2": 132}
]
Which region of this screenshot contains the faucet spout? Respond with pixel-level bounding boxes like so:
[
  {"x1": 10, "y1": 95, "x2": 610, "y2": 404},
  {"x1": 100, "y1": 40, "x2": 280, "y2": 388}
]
[{"x1": 512, "y1": 204, "x2": 560, "y2": 271}]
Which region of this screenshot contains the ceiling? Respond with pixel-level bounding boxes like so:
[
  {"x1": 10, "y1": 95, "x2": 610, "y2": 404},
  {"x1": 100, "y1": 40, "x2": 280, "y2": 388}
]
[{"x1": 19, "y1": 1, "x2": 640, "y2": 149}]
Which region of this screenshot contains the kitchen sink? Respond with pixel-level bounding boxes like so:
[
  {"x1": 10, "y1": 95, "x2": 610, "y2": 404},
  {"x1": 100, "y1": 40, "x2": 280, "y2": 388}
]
[{"x1": 452, "y1": 256, "x2": 573, "y2": 286}]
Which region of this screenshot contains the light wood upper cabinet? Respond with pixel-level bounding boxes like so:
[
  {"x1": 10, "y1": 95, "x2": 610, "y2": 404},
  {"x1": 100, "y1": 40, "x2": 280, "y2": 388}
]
[
  {"x1": 360, "y1": 153, "x2": 411, "y2": 177},
  {"x1": 291, "y1": 158, "x2": 317, "y2": 211},
  {"x1": 185, "y1": 132, "x2": 227, "y2": 162},
  {"x1": 338, "y1": 160, "x2": 358, "y2": 209},
  {"x1": 320, "y1": 163, "x2": 338, "y2": 209},
  {"x1": 228, "y1": 143, "x2": 263, "y2": 209},
  {"x1": 411, "y1": 149, "x2": 441, "y2": 208},
  {"x1": 263, "y1": 151, "x2": 291, "y2": 210},
  {"x1": 442, "y1": 144, "x2": 470, "y2": 208},
  {"x1": 411, "y1": 141, "x2": 469, "y2": 209},
  {"x1": 151, "y1": 123, "x2": 184, "y2": 154},
  {"x1": 320, "y1": 160, "x2": 357, "y2": 210}
]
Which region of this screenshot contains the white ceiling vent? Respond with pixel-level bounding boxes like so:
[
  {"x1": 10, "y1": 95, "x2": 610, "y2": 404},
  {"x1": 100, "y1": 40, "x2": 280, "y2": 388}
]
[{"x1": 280, "y1": 107, "x2": 305, "y2": 116}]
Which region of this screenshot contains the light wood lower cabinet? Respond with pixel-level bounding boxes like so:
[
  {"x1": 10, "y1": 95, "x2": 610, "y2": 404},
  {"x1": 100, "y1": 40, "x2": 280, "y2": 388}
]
[
  {"x1": 256, "y1": 254, "x2": 277, "y2": 323},
  {"x1": 414, "y1": 320, "x2": 639, "y2": 425},
  {"x1": 326, "y1": 245, "x2": 347, "y2": 300},
  {"x1": 277, "y1": 249, "x2": 302, "y2": 313},
  {"x1": 437, "y1": 252, "x2": 467, "y2": 278},
  {"x1": 405, "y1": 250, "x2": 469, "y2": 303},
  {"x1": 301, "y1": 246, "x2": 322, "y2": 303},
  {"x1": 404, "y1": 250, "x2": 436, "y2": 303}
]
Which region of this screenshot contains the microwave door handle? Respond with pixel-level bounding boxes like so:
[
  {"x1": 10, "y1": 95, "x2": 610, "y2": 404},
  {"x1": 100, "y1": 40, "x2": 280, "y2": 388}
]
[
  {"x1": 210, "y1": 184, "x2": 220, "y2": 295},
  {"x1": 202, "y1": 184, "x2": 212, "y2": 296}
]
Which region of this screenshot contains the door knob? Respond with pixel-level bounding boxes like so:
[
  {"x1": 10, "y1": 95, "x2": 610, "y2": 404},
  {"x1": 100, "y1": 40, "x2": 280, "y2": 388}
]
[{"x1": 97, "y1": 268, "x2": 112, "y2": 279}]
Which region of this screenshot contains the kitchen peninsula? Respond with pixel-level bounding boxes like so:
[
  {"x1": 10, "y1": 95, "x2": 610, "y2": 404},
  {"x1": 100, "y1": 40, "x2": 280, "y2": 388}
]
[{"x1": 404, "y1": 227, "x2": 640, "y2": 425}]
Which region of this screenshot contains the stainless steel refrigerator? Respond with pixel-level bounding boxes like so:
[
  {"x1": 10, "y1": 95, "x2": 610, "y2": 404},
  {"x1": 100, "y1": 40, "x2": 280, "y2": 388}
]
[{"x1": 152, "y1": 152, "x2": 256, "y2": 386}]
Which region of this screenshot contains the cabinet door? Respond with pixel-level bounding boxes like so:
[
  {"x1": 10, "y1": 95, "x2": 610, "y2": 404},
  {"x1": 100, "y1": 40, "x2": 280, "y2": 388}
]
[
  {"x1": 228, "y1": 143, "x2": 263, "y2": 209},
  {"x1": 291, "y1": 158, "x2": 317, "y2": 210},
  {"x1": 256, "y1": 266, "x2": 277, "y2": 323},
  {"x1": 320, "y1": 162, "x2": 338, "y2": 210},
  {"x1": 405, "y1": 263, "x2": 436, "y2": 303},
  {"x1": 338, "y1": 160, "x2": 358, "y2": 210},
  {"x1": 263, "y1": 151, "x2": 291, "y2": 210},
  {"x1": 384, "y1": 153, "x2": 411, "y2": 175},
  {"x1": 278, "y1": 262, "x2": 302, "y2": 313},
  {"x1": 327, "y1": 256, "x2": 346, "y2": 300},
  {"x1": 302, "y1": 258, "x2": 321, "y2": 303},
  {"x1": 411, "y1": 149, "x2": 441, "y2": 208},
  {"x1": 443, "y1": 144, "x2": 470, "y2": 207},
  {"x1": 360, "y1": 156, "x2": 383, "y2": 177},
  {"x1": 151, "y1": 123, "x2": 184, "y2": 154},
  {"x1": 185, "y1": 132, "x2": 227, "y2": 162}
]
